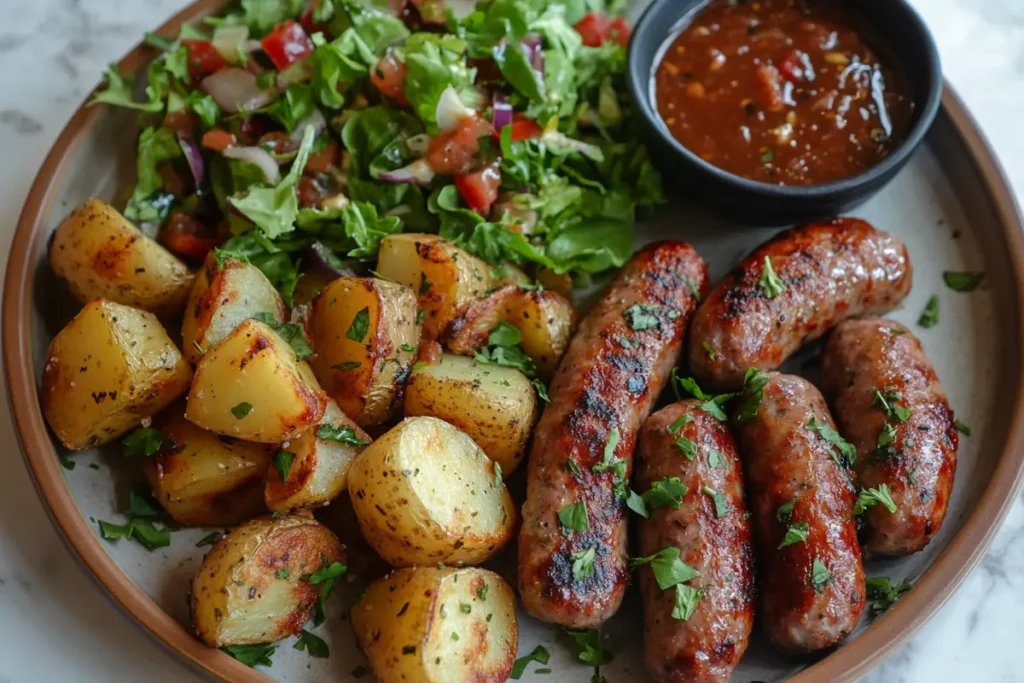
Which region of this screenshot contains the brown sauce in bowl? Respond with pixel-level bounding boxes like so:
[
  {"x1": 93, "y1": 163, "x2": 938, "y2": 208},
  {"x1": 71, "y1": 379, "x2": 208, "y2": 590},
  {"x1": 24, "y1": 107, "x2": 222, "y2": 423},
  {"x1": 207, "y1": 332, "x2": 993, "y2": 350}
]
[{"x1": 654, "y1": 0, "x2": 914, "y2": 185}]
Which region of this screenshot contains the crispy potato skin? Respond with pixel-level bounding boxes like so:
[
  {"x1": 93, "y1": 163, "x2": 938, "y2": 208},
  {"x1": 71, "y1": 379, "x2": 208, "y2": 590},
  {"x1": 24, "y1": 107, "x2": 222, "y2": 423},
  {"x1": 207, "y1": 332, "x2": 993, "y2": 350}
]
[
  {"x1": 41, "y1": 299, "x2": 193, "y2": 450},
  {"x1": 182, "y1": 255, "x2": 286, "y2": 365},
  {"x1": 48, "y1": 198, "x2": 194, "y2": 316},
  {"x1": 307, "y1": 277, "x2": 419, "y2": 428},
  {"x1": 348, "y1": 417, "x2": 517, "y2": 567},
  {"x1": 265, "y1": 400, "x2": 372, "y2": 512},
  {"x1": 444, "y1": 285, "x2": 577, "y2": 380},
  {"x1": 191, "y1": 515, "x2": 345, "y2": 647},
  {"x1": 404, "y1": 354, "x2": 538, "y2": 474},
  {"x1": 351, "y1": 567, "x2": 517, "y2": 683},
  {"x1": 145, "y1": 406, "x2": 271, "y2": 526},
  {"x1": 186, "y1": 319, "x2": 328, "y2": 443}
]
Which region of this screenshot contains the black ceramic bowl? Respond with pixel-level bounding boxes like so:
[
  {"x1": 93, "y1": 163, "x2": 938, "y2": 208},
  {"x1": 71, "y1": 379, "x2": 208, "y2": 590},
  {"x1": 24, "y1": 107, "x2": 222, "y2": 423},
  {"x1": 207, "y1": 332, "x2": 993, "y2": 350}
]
[{"x1": 627, "y1": 0, "x2": 943, "y2": 225}]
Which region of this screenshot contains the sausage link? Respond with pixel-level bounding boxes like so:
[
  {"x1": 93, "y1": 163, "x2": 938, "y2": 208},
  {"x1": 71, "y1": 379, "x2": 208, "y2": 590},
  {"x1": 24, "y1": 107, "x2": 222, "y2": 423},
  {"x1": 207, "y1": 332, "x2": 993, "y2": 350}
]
[
  {"x1": 635, "y1": 401, "x2": 755, "y2": 683},
  {"x1": 734, "y1": 373, "x2": 865, "y2": 653},
  {"x1": 820, "y1": 318, "x2": 959, "y2": 557},
  {"x1": 689, "y1": 218, "x2": 911, "y2": 390},
  {"x1": 518, "y1": 241, "x2": 709, "y2": 628}
]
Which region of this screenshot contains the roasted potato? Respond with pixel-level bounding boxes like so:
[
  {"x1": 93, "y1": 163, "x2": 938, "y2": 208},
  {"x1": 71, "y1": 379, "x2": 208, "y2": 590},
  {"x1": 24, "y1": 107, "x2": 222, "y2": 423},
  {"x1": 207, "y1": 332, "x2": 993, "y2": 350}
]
[
  {"x1": 348, "y1": 416, "x2": 517, "y2": 566},
  {"x1": 41, "y1": 299, "x2": 192, "y2": 450},
  {"x1": 265, "y1": 400, "x2": 371, "y2": 512},
  {"x1": 375, "y1": 234, "x2": 491, "y2": 340},
  {"x1": 186, "y1": 319, "x2": 328, "y2": 443},
  {"x1": 182, "y1": 254, "x2": 285, "y2": 365},
  {"x1": 144, "y1": 406, "x2": 271, "y2": 526},
  {"x1": 49, "y1": 198, "x2": 194, "y2": 316},
  {"x1": 444, "y1": 285, "x2": 576, "y2": 380},
  {"x1": 307, "y1": 277, "x2": 419, "y2": 428},
  {"x1": 404, "y1": 354, "x2": 538, "y2": 474},
  {"x1": 351, "y1": 566, "x2": 517, "y2": 683},
  {"x1": 191, "y1": 515, "x2": 345, "y2": 647}
]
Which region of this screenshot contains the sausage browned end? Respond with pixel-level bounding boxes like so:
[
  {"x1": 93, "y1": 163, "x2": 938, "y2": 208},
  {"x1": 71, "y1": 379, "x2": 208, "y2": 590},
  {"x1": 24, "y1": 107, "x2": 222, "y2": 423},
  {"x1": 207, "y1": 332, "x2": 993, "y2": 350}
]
[
  {"x1": 734, "y1": 373, "x2": 865, "y2": 653},
  {"x1": 689, "y1": 218, "x2": 912, "y2": 390},
  {"x1": 820, "y1": 318, "x2": 959, "y2": 557},
  {"x1": 518, "y1": 241, "x2": 709, "y2": 629},
  {"x1": 635, "y1": 401, "x2": 755, "y2": 683}
]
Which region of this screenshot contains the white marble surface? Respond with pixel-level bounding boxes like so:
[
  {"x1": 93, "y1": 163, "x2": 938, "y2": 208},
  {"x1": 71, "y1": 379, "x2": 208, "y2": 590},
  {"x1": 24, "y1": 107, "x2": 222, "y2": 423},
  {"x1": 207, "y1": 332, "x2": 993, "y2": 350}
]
[{"x1": 1, "y1": 1, "x2": 1023, "y2": 682}]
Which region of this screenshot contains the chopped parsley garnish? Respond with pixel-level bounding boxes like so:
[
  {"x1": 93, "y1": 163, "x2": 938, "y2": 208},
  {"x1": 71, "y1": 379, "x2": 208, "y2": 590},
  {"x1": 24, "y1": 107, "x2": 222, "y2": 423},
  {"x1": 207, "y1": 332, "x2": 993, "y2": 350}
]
[
  {"x1": 98, "y1": 518, "x2": 170, "y2": 551},
  {"x1": 60, "y1": 456, "x2": 76, "y2": 470},
  {"x1": 707, "y1": 449, "x2": 727, "y2": 469},
  {"x1": 811, "y1": 558, "x2": 832, "y2": 593},
  {"x1": 570, "y1": 547, "x2": 596, "y2": 581},
  {"x1": 624, "y1": 303, "x2": 662, "y2": 331},
  {"x1": 854, "y1": 485, "x2": 898, "y2": 515},
  {"x1": 415, "y1": 310, "x2": 426, "y2": 325},
  {"x1": 943, "y1": 271, "x2": 984, "y2": 292},
  {"x1": 346, "y1": 306, "x2": 371, "y2": 342},
  {"x1": 558, "y1": 501, "x2": 590, "y2": 533},
  {"x1": 474, "y1": 323, "x2": 550, "y2": 402},
  {"x1": 671, "y1": 584, "x2": 704, "y2": 621},
  {"x1": 564, "y1": 629, "x2": 609, "y2": 667},
  {"x1": 954, "y1": 420, "x2": 971, "y2": 436},
  {"x1": 667, "y1": 413, "x2": 696, "y2": 459},
  {"x1": 494, "y1": 462, "x2": 503, "y2": 488},
  {"x1": 222, "y1": 644, "x2": 275, "y2": 668},
  {"x1": 308, "y1": 560, "x2": 348, "y2": 626},
  {"x1": 592, "y1": 428, "x2": 628, "y2": 500},
  {"x1": 400, "y1": 343, "x2": 416, "y2": 353},
  {"x1": 807, "y1": 418, "x2": 856, "y2": 468},
  {"x1": 275, "y1": 568, "x2": 290, "y2": 579},
  {"x1": 865, "y1": 576, "x2": 911, "y2": 616},
  {"x1": 630, "y1": 547, "x2": 700, "y2": 590},
  {"x1": 332, "y1": 361, "x2": 362, "y2": 371},
  {"x1": 776, "y1": 499, "x2": 796, "y2": 524},
  {"x1": 121, "y1": 426, "x2": 176, "y2": 457},
  {"x1": 701, "y1": 486, "x2": 729, "y2": 518},
  {"x1": 702, "y1": 340, "x2": 718, "y2": 360},
  {"x1": 251, "y1": 312, "x2": 313, "y2": 359},
  {"x1": 759, "y1": 255, "x2": 785, "y2": 298},
  {"x1": 272, "y1": 450, "x2": 294, "y2": 482},
  {"x1": 918, "y1": 295, "x2": 939, "y2": 328},
  {"x1": 760, "y1": 147, "x2": 775, "y2": 163},
  {"x1": 733, "y1": 367, "x2": 771, "y2": 424},
  {"x1": 671, "y1": 370, "x2": 735, "y2": 420},
  {"x1": 566, "y1": 457, "x2": 582, "y2": 477},
  {"x1": 418, "y1": 272, "x2": 432, "y2": 295},
  {"x1": 510, "y1": 645, "x2": 551, "y2": 679},
  {"x1": 317, "y1": 424, "x2": 370, "y2": 446},
  {"x1": 872, "y1": 388, "x2": 911, "y2": 423},
  {"x1": 231, "y1": 402, "x2": 253, "y2": 419},
  {"x1": 641, "y1": 477, "x2": 688, "y2": 511},
  {"x1": 876, "y1": 421, "x2": 898, "y2": 459},
  {"x1": 294, "y1": 629, "x2": 329, "y2": 658},
  {"x1": 778, "y1": 522, "x2": 809, "y2": 549}
]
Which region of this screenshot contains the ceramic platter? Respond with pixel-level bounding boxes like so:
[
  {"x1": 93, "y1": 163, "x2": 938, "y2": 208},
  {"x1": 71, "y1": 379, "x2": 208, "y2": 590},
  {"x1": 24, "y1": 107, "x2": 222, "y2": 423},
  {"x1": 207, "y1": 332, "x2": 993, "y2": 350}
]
[{"x1": 5, "y1": 1, "x2": 1024, "y2": 681}]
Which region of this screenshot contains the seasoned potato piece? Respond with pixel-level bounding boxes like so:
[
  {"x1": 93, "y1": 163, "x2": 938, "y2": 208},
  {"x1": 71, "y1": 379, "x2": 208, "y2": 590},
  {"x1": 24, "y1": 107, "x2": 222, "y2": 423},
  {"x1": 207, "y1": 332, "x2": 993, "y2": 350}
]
[
  {"x1": 348, "y1": 416, "x2": 517, "y2": 566},
  {"x1": 49, "y1": 198, "x2": 194, "y2": 316},
  {"x1": 265, "y1": 400, "x2": 371, "y2": 512},
  {"x1": 143, "y1": 406, "x2": 271, "y2": 526},
  {"x1": 444, "y1": 285, "x2": 577, "y2": 380},
  {"x1": 191, "y1": 515, "x2": 344, "y2": 647},
  {"x1": 182, "y1": 254, "x2": 285, "y2": 365},
  {"x1": 375, "y1": 234, "x2": 491, "y2": 340},
  {"x1": 186, "y1": 319, "x2": 328, "y2": 443},
  {"x1": 404, "y1": 354, "x2": 537, "y2": 474},
  {"x1": 307, "y1": 278, "x2": 419, "y2": 428},
  {"x1": 351, "y1": 566, "x2": 517, "y2": 683},
  {"x1": 41, "y1": 299, "x2": 192, "y2": 450}
]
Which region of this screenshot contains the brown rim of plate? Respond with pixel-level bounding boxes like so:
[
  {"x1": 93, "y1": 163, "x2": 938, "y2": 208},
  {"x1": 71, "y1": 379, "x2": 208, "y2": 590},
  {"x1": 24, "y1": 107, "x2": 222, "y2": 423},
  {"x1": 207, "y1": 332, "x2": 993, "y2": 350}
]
[{"x1": 3, "y1": 1, "x2": 1024, "y2": 681}]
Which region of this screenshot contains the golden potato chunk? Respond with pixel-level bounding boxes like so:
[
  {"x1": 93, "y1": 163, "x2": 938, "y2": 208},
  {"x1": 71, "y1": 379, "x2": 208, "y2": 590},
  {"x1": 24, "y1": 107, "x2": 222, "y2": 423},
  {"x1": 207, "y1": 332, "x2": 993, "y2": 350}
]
[
  {"x1": 264, "y1": 400, "x2": 371, "y2": 512},
  {"x1": 182, "y1": 254, "x2": 285, "y2": 365},
  {"x1": 186, "y1": 319, "x2": 327, "y2": 443},
  {"x1": 404, "y1": 354, "x2": 537, "y2": 474},
  {"x1": 49, "y1": 198, "x2": 194, "y2": 316},
  {"x1": 375, "y1": 234, "x2": 491, "y2": 340},
  {"x1": 348, "y1": 416, "x2": 517, "y2": 567},
  {"x1": 307, "y1": 277, "x2": 419, "y2": 428},
  {"x1": 351, "y1": 566, "x2": 518, "y2": 683},
  {"x1": 191, "y1": 515, "x2": 344, "y2": 647},
  {"x1": 41, "y1": 299, "x2": 192, "y2": 450}
]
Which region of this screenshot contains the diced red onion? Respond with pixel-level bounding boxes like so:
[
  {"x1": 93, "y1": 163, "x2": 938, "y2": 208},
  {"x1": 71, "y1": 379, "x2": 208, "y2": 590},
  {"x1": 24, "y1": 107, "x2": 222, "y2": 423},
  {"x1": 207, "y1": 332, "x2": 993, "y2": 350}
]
[
  {"x1": 211, "y1": 25, "x2": 250, "y2": 63},
  {"x1": 492, "y1": 92, "x2": 513, "y2": 130},
  {"x1": 223, "y1": 145, "x2": 281, "y2": 184},
  {"x1": 435, "y1": 86, "x2": 476, "y2": 132},
  {"x1": 376, "y1": 158, "x2": 436, "y2": 185},
  {"x1": 523, "y1": 33, "x2": 544, "y2": 72},
  {"x1": 176, "y1": 130, "x2": 205, "y2": 189},
  {"x1": 307, "y1": 242, "x2": 358, "y2": 279},
  {"x1": 201, "y1": 68, "x2": 276, "y2": 114},
  {"x1": 405, "y1": 133, "x2": 433, "y2": 156}
]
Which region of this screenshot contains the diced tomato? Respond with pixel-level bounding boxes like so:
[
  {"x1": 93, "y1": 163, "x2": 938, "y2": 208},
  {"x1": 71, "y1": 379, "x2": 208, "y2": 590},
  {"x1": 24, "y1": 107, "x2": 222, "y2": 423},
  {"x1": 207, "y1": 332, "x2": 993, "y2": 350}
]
[
  {"x1": 371, "y1": 55, "x2": 408, "y2": 104},
  {"x1": 426, "y1": 116, "x2": 496, "y2": 175},
  {"x1": 417, "y1": 339, "x2": 443, "y2": 365},
  {"x1": 305, "y1": 142, "x2": 339, "y2": 174},
  {"x1": 260, "y1": 21, "x2": 314, "y2": 71},
  {"x1": 608, "y1": 17, "x2": 631, "y2": 47},
  {"x1": 163, "y1": 109, "x2": 197, "y2": 133},
  {"x1": 162, "y1": 213, "x2": 218, "y2": 262},
  {"x1": 454, "y1": 162, "x2": 501, "y2": 215},
  {"x1": 574, "y1": 13, "x2": 611, "y2": 48},
  {"x1": 202, "y1": 129, "x2": 237, "y2": 152},
  {"x1": 158, "y1": 163, "x2": 190, "y2": 197},
  {"x1": 181, "y1": 40, "x2": 227, "y2": 79},
  {"x1": 508, "y1": 115, "x2": 542, "y2": 142}
]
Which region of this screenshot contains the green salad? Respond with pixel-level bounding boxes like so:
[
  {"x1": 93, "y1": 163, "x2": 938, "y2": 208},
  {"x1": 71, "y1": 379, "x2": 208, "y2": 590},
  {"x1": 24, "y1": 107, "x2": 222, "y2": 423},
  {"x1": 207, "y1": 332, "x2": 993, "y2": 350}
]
[{"x1": 92, "y1": 0, "x2": 662, "y2": 301}]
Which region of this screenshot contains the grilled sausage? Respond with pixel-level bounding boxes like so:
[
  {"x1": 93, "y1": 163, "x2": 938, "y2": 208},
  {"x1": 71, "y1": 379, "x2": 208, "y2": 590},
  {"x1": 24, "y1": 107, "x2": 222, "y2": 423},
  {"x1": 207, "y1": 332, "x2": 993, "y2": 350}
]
[
  {"x1": 635, "y1": 401, "x2": 755, "y2": 683},
  {"x1": 734, "y1": 373, "x2": 865, "y2": 653},
  {"x1": 820, "y1": 318, "x2": 958, "y2": 557},
  {"x1": 689, "y1": 218, "x2": 912, "y2": 390},
  {"x1": 518, "y1": 241, "x2": 709, "y2": 628}
]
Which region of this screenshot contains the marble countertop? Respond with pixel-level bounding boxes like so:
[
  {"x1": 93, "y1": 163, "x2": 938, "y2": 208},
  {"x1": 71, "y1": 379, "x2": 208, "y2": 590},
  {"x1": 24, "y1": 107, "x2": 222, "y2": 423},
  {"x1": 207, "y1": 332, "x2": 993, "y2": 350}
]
[{"x1": 2, "y1": 1, "x2": 1024, "y2": 681}]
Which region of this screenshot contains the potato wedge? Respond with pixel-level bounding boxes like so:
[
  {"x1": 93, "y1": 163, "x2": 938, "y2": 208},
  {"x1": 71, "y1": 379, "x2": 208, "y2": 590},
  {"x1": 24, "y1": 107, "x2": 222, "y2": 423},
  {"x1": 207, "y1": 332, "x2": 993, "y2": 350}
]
[
  {"x1": 265, "y1": 400, "x2": 371, "y2": 512},
  {"x1": 143, "y1": 406, "x2": 271, "y2": 527},
  {"x1": 375, "y1": 234, "x2": 491, "y2": 340},
  {"x1": 404, "y1": 354, "x2": 537, "y2": 474},
  {"x1": 41, "y1": 299, "x2": 192, "y2": 450},
  {"x1": 182, "y1": 254, "x2": 285, "y2": 365},
  {"x1": 307, "y1": 278, "x2": 419, "y2": 428},
  {"x1": 191, "y1": 515, "x2": 345, "y2": 647},
  {"x1": 49, "y1": 198, "x2": 194, "y2": 316},
  {"x1": 348, "y1": 416, "x2": 516, "y2": 566},
  {"x1": 186, "y1": 319, "x2": 328, "y2": 443},
  {"x1": 444, "y1": 285, "x2": 577, "y2": 380},
  {"x1": 351, "y1": 566, "x2": 517, "y2": 683}
]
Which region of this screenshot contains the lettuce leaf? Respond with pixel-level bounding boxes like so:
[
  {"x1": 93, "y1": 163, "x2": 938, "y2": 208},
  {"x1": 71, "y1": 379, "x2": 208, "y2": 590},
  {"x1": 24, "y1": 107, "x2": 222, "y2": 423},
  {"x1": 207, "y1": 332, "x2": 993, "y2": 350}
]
[
  {"x1": 402, "y1": 33, "x2": 476, "y2": 131},
  {"x1": 123, "y1": 127, "x2": 183, "y2": 223}
]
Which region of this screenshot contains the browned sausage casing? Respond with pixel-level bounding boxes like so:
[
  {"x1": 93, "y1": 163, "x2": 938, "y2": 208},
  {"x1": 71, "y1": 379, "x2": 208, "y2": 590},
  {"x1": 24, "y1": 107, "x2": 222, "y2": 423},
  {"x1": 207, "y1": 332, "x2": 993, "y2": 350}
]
[
  {"x1": 689, "y1": 218, "x2": 912, "y2": 390},
  {"x1": 821, "y1": 318, "x2": 959, "y2": 557},
  {"x1": 518, "y1": 241, "x2": 709, "y2": 629},
  {"x1": 635, "y1": 401, "x2": 755, "y2": 683},
  {"x1": 735, "y1": 373, "x2": 865, "y2": 653}
]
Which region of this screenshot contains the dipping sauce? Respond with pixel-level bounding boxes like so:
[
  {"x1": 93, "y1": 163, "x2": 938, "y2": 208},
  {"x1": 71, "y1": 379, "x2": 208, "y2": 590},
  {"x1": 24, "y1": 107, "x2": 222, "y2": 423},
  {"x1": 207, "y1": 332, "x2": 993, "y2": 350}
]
[{"x1": 654, "y1": 0, "x2": 914, "y2": 185}]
